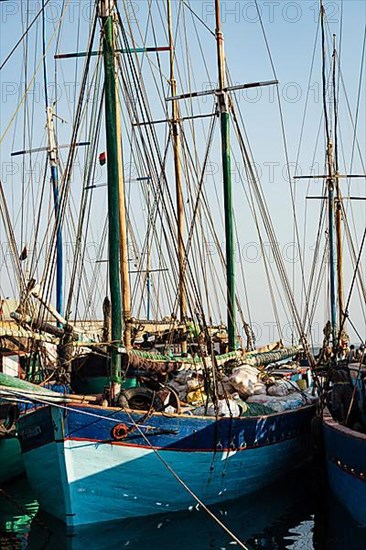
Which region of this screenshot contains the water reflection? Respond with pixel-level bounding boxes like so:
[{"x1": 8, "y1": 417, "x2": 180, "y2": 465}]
[
  {"x1": 0, "y1": 478, "x2": 38, "y2": 549},
  {"x1": 312, "y1": 490, "x2": 366, "y2": 550},
  {"x1": 1, "y1": 467, "x2": 365, "y2": 549}
]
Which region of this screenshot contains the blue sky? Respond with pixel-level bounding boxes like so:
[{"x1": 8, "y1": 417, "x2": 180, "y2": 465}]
[{"x1": 0, "y1": 1, "x2": 365, "y2": 346}]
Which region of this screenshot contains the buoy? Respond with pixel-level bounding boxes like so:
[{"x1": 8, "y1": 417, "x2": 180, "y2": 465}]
[{"x1": 111, "y1": 423, "x2": 129, "y2": 440}]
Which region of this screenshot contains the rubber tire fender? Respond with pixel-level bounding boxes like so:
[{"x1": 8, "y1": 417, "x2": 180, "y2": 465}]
[{"x1": 117, "y1": 387, "x2": 164, "y2": 412}]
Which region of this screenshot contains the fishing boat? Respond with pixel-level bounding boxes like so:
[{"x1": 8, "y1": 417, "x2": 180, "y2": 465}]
[
  {"x1": 6, "y1": 0, "x2": 320, "y2": 528},
  {"x1": 295, "y1": 1, "x2": 366, "y2": 527}
]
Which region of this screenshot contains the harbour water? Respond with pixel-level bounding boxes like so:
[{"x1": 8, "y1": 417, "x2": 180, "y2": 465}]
[{"x1": 1, "y1": 465, "x2": 365, "y2": 549}]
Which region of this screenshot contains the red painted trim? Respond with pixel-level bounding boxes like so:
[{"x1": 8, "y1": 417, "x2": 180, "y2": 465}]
[{"x1": 64, "y1": 434, "x2": 304, "y2": 453}]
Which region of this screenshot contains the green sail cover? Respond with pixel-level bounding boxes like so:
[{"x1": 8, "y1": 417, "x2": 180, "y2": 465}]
[
  {"x1": 129, "y1": 345, "x2": 301, "y2": 368},
  {"x1": 0, "y1": 373, "x2": 59, "y2": 396}
]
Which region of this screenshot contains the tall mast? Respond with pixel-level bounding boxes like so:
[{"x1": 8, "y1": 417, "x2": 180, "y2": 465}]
[
  {"x1": 332, "y1": 35, "x2": 345, "y2": 335},
  {"x1": 100, "y1": 0, "x2": 123, "y2": 390},
  {"x1": 167, "y1": 0, "x2": 187, "y2": 328},
  {"x1": 215, "y1": 0, "x2": 236, "y2": 350},
  {"x1": 321, "y1": 1, "x2": 337, "y2": 346}
]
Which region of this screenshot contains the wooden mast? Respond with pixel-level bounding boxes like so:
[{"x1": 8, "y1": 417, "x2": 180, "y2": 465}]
[
  {"x1": 115, "y1": 37, "x2": 132, "y2": 351},
  {"x1": 326, "y1": 142, "x2": 338, "y2": 346},
  {"x1": 167, "y1": 0, "x2": 187, "y2": 334},
  {"x1": 100, "y1": 0, "x2": 123, "y2": 394},
  {"x1": 215, "y1": 0, "x2": 236, "y2": 351},
  {"x1": 321, "y1": 1, "x2": 337, "y2": 346},
  {"x1": 335, "y1": 182, "x2": 344, "y2": 332},
  {"x1": 332, "y1": 34, "x2": 345, "y2": 336}
]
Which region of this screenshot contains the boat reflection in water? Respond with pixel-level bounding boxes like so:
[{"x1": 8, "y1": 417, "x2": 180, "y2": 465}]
[
  {"x1": 313, "y1": 488, "x2": 366, "y2": 550},
  {"x1": 29, "y1": 472, "x2": 313, "y2": 550},
  {"x1": 2, "y1": 468, "x2": 366, "y2": 549},
  {"x1": 0, "y1": 477, "x2": 38, "y2": 549}
]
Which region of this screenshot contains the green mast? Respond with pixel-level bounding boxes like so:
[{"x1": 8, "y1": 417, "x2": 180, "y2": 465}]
[
  {"x1": 215, "y1": 0, "x2": 236, "y2": 351},
  {"x1": 100, "y1": 0, "x2": 122, "y2": 392}
]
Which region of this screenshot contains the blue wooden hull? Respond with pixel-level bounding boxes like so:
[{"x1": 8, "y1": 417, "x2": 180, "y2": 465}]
[
  {"x1": 323, "y1": 408, "x2": 366, "y2": 526},
  {"x1": 18, "y1": 403, "x2": 315, "y2": 527}
]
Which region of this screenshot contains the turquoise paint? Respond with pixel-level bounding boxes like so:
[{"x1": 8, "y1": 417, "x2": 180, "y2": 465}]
[
  {"x1": 22, "y1": 428, "x2": 312, "y2": 527},
  {"x1": 0, "y1": 437, "x2": 24, "y2": 483}
]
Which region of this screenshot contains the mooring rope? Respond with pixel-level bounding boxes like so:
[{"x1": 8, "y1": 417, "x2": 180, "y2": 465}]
[{"x1": 122, "y1": 408, "x2": 249, "y2": 550}]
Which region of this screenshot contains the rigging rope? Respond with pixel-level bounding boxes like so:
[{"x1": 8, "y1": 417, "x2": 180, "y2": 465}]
[
  {"x1": 124, "y1": 409, "x2": 250, "y2": 550},
  {"x1": 0, "y1": 0, "x2": 71, "y2": 147},
  {"x1": 254, "y1": 0, "x2": 310, "y2": 346},
  {"x1": 0, "y1": 0, "x2": 52, "y2": 71},
  {"x1": 181, "y1": 0, "x2": 215, "y2": 37},
  {"x1": 338, "y1": 227, "x2": 366, "y2": 340}
]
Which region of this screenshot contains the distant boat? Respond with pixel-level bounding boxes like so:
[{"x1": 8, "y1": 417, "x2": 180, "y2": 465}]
[
  {"x1": 304, "y1": 1, "x2": 366, "y2": 528},
  {"x1": 323, "y1": 404, "x2": 366, "y2": 526}
]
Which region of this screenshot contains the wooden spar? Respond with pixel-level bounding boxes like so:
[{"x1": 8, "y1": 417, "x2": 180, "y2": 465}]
[
  {"x1": 55, "y1": 47, "x2": 170, "y2": 59},
  {"x1": 167, "y1": 0, "x2": 187, "y2": 337},
  {"x1": 29, "y1": 284, "x2": 69, "y2": 328},
  {"x1": 215, "y1": 0, "x2": 236, "y2": 351},
  {"x1": 11, "y1": 142, "x2": 90, "y2": 156},
  {"x1": 295, "y1": 174, "x2": 366, "y2": 179},
  {"x1": 10, "y1": 311, "x2": 66, "y2": 338},
  {"x1": 166, "y1": 80, "x2": 278, "y2": 102},
  {"x1": 115, "y1": 40, "x2": 132, "y2": 351},
  {"x1": 100, "y1": 0, "x2": 123, "y2": 392},
  {"x1": 0, "y1": 373, "x2": 99, "y2": 403},
  {"x1": 335, "y1": 182, "x2": 345, "y2": 331}
]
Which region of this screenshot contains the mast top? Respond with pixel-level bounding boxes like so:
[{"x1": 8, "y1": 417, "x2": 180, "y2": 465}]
[
  {"x1": 215, "y1": 0, "x2": 227, "y2": 93},
  {"x1": 99, "y1": 0, "x2": 115, "y2": 18}
]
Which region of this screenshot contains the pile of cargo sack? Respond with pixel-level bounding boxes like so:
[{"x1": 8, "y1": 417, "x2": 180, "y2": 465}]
[{"x1": 167, "y1": 363, "x2": 316, "y2": 417}]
